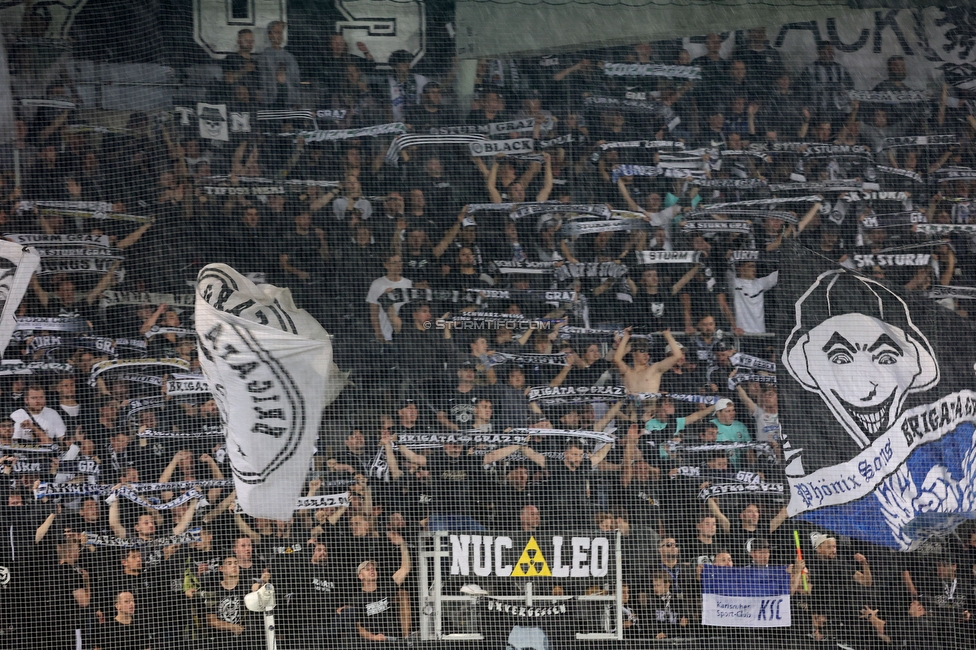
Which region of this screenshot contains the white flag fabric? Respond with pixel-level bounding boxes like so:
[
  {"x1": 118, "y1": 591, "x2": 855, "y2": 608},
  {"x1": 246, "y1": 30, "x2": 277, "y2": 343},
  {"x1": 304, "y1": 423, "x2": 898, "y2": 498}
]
[
  {"x1": 195, "y1": 264, "x2": 345, "y2": 520},
  {"x1": 0, "y1": 242, "x2": 41, "y2": 359}
]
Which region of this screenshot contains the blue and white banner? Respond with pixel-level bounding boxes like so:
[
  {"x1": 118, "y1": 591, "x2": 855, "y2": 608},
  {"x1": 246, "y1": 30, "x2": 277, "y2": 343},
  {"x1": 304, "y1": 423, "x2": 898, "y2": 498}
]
[{"x1": 701, "y1": 566, "x2": 791, "y2": 628}]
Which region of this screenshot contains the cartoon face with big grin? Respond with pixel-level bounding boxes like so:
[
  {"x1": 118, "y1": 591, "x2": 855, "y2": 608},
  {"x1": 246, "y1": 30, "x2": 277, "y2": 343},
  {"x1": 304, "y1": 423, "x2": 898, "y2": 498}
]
[{"x1": 784, "y1": 270, "x2": 940, "y2": 452}]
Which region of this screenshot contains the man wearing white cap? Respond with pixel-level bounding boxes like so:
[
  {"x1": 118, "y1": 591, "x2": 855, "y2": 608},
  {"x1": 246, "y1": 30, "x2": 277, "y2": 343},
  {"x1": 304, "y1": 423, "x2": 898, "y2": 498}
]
[{"x1": 710, "y1": 398, "x2": 750, "y2": 466}]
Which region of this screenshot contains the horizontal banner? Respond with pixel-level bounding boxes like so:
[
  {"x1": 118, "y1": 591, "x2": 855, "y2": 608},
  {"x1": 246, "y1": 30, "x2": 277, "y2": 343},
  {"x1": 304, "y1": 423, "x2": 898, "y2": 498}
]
[
  {"x1": 635, "y1": 250, "x2": 701, "y2": 264},
  {"x1": 528, "y1": 384, "x2": 626, "y2": 402},
  {"x1": 15, "y1": 317, "x2": 91, "y2": 333},
  {"x1": 510, "y1": 202, "x2": 612, "y2": 221},
  {"x1": 137, "y1": 427, "x2": 226, "y2": 439},
  {"x1": 883, "y1": 135, "x2": 957, "y2": 148},
  {"x1": 427, "y1": 117, "x2": 539, "y2": 136},
  {"x1": 927, "y1": 285, "x2": 976, "y2": 300},
  {"x1": 34, "y1": 479, "x2": 233, "y2": 498},
  {"x1": 694, "y1": 178, "x2": 768, "y2": 189},
  {"x1": 485, "y1": 352, "x2": 567, "y2": 367},
  {"x1": 165, "y1": 376, "x2": 211, "y2": 395},
  {"x1": 492, "y1": 260, "x2": 554, "y2": 274},
  {"x1": 0, "y1": 361, "x2": 73, "y2": 375},
  {"x1": 682, "y1": 220, "x2": 753, "y2": 234},
  {"x1": 101, "y1": 290, "x2": 196, "y2": 308},
  {"x1": 89, "y1": 358, "x2": 190, "y2": 386},
  {"x1": 603, "y1": 63, "x2": 701, "y2": 79},
  {"x1": 37, "y1": 258, "x2": 122, "y2": 275},
  {"x1": 729, "y1": 373, "x2": 777, "y2": 390},
  {"x1": 698, "y1": 481, "x2": 785, "y2": 500},
  {"x1": 84, "y1": 528, "x2": 202, "y2": 548},
  {"x1": 17, "y1": 200, "x2": 151, "y2": 224},
  {"x1": 665, "y1": 441, "x2": 777, "y2": 461},
  {"x1": 284, "y1": 122, "x2": 406, "y2": 142},
  {"x1": 731, "y1": 353, "x2": 776, "y2": 373},
  {"x1": 848, "y1": 89, "x2": 931, "y2": 103},
  {"x1": 552, "y1": 262, "x2": 628, "y2": 280},
  {"x1": 469, "y1": 138, "x2": 534, "y2": 157},
  {"x1": 7, "y1": 233, "x2": 110, "y2": 247},
  {"x1": 916, "y1": 223, "x2": 976, "y2": 234},
  {"x1": 36, "y1": 247, "x2": 122, "y2": 259}
]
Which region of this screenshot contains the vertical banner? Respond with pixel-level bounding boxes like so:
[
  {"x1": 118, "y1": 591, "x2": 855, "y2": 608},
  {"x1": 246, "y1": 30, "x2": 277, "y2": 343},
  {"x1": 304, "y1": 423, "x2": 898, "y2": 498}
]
[
  {"x1": 0, "y1": 242, "x2": 41, "y2": 359},
  {"x1": 780, "y1": 242, "x2": 976, "y2": 550},
  {"x1": 195, "y1": 264, "x2": 344, "y2": 520},
  {"x1": 0, "y1": 31, "x2": 14, "y2": 146},
  {"x1": 702, "y1": 566, "x2": 791, "y2": 628}
]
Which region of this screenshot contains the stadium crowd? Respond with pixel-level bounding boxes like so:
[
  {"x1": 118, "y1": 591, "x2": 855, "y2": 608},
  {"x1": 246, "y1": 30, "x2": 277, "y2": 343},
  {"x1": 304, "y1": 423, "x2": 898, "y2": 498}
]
[{"x1": 3, "y1": 19, "x2": 976, "y2": 650}]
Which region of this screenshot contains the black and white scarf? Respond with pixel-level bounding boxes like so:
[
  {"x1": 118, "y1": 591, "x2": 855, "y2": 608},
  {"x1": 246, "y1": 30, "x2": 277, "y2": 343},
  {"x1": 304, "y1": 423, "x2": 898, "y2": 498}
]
[
  {"x1": 730, "y1": 352, "x2": 775, "y2": 372},
  {"x1": 681, "y1": 220, "x2": 753, "y2": 233},
  {"x1": 283, "y1": 122, "x2": 406, "y2": 142},
  {"x1": 386, "y1": 134, "x2": 487, "y2": 166},
  {"x1": 927, "y1": 285, "x2": 976, "y2": 300},
  {"x1": 100, "y1": 290, "x2": 196, "y2": 308},
  {"x1": 698, "y1": 481, "x2": 785, "y2": 499},
  {"x1": 635, "y1": 251, "x2": 701, "y2": 264},
  {"x1": 728, "y1": 373, "x2": 777, "y2": 389},
  {"x1": 603, "y1": 63, "x2": 701, "y2": 79},
  {"x1": 848, "y1": 89, "x2": 931, "y2": 103},
  {"x1": 510, "y1": 202, "x2": 612, "y2": 221}
]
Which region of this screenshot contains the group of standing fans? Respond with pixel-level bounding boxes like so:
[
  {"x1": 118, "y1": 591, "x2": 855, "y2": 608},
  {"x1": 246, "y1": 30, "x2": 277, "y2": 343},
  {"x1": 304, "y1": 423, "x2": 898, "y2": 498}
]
[{"x1": 4, "y1": 17, "x2": 976, "y2": 650}]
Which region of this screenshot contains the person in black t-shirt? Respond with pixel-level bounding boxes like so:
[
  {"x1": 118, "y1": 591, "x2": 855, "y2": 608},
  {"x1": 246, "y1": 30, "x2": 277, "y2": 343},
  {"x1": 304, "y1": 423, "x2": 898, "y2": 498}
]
[
  {"x1": 522, "y1": 439, "x2": 615, "y2": 530},
  {"x1": 328, "y1": 429, "x2": 373, "y2": 478},
  {"x1": 349, "y1": 532, "x2": 412, "y2": 642},
  {"x1": 222, "y1": 29, "x2": 259, "y2": 103},
  {"x1": 686, "y1": 513, "x2": 728, "y2": 570},
  {"x1": 276, "y1": 540, "x2": 342, "y2": 648},
  {"x1": 397, "y1": 442, "x2": 483, "y2": 522},
  {"x1": 207, "y1": 556, "x2": 264, "y2": 650},
  {"x1": 95, "y1": 591, "x2": 151, "y2": 650},
  {"x1": 434, "y1": 361, "x2": 486, "y2": 431}
]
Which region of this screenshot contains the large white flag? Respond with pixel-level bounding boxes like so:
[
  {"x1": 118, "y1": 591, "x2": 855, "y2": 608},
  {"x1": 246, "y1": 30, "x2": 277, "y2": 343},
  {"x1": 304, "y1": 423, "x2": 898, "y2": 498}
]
[
  {"x1": 195, "y1": 264, "x2": 345, "y2": 520},
  {"x1": 0, "y1": 242, "x2": 41, "y2": 359}
]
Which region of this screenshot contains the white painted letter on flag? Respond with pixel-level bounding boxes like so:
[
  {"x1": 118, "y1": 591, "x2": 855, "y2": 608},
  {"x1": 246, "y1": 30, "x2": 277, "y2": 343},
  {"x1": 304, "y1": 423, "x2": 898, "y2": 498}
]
[
  {"x1": 701, "y1": 566, "x2": 791, "y2": 628},
  {"x1": 195, "y1": 264, "x2": 345, "y2": 520}
]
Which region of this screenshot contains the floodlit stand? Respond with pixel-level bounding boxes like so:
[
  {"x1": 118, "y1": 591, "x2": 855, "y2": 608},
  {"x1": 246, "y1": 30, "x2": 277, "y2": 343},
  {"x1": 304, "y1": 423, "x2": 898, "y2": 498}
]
[
  {"x1": 417, "y1": 531, "x2": 623, "y2": 641},
  {"x1": 244, "y1": 583, "x2": 277, "y2": 650}
]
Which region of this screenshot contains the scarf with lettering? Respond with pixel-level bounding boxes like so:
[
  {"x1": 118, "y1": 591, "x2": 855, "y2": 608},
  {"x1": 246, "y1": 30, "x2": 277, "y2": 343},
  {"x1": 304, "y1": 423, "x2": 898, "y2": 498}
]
[
  {"x1": 100, "y1": 290, "x2": 196, "y2": 308},
  {"x1": 137, "y1": 427, "x2": 225, "y2": 439},
  {"x1": 604, "y1": 63, "x2": 701, "y2": 79},
  {"x1": 285, "y1": 122, "x2": 406, "y2": 143},
  {"x1": 635, "y1": 251, "x2": 701, "y2": 264},
  {"x1": 84, "y1": 528, "x2": 202, "y2": 548},
  {"x1": 728, "y1": 373, "x2": 777, "y2": 390},
  {"x1": 698, "y1": 481, "x2": 785, "y2": 499},
  {"x1": 730, "y1": 352, "x2": 775, "y2": 372},
  {"x1": 16, "y1": 201, "x2": 151, "y2": 224},
  {"x1": 117, "y1": 486, "x2": 203, "y2": 510}
]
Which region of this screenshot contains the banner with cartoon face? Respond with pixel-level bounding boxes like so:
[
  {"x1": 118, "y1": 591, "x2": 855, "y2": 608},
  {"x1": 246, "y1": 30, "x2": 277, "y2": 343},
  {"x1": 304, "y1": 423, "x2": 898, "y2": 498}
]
[{"x1": 780, "y1": 242, "x2": 976, "y2": 550}]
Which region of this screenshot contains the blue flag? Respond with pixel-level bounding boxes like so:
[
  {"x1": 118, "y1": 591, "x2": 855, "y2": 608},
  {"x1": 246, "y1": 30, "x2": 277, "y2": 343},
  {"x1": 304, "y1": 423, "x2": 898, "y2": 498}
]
[{"x1": 701, "y1": 566, "x2": 791, "y2": 628}]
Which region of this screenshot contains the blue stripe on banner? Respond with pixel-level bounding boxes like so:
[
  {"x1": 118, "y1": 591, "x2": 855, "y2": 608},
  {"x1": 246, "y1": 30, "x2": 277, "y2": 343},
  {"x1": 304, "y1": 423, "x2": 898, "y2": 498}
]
[{"x1": 702, "y1": 566, "x2": 790, "y2": 597}]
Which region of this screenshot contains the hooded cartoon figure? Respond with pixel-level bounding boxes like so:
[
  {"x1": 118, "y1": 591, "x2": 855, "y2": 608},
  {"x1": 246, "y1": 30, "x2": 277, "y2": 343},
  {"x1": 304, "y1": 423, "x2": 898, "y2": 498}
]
[
  {"x1": 783, "y1": 270, "x2": 939, "y2": 473},
  {"x1": 781, "y1": 264, "x2": 976, "y2": 551}
]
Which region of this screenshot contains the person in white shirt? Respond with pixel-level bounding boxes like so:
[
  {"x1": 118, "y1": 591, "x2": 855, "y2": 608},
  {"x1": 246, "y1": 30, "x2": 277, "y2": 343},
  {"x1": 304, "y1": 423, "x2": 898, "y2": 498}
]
[
  {"x1": 12, "y1": 385, "x2": 67, "y2": 443},
  {"x1": 726, "y1": 261, "x2": 778, "y2": 335},
  {"x1": 734, "y1": 380, "x2": 781, "y2": 457},
  {"x1": 366, "y1": 254, "x2": 413, "y2": 343}
]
